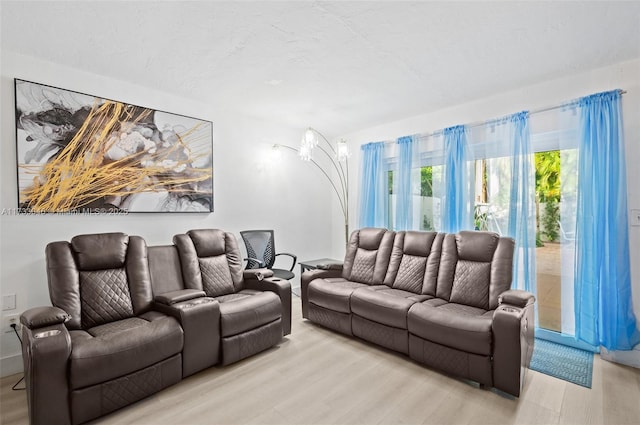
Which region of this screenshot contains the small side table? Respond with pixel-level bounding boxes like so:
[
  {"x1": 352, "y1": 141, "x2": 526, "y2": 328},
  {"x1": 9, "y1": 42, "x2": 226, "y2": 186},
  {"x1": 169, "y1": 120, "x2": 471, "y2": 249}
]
[{"x1": 299, "y1": 258, "x2": 341, "y2": 275}]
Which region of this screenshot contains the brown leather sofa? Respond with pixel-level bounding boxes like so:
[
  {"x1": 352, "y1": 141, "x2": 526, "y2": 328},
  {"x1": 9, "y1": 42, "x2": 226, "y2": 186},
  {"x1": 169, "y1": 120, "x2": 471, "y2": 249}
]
[
  {"x1": 301, "y1": 228, "x2": 535, "y2": 397},
  {"x1": 172, "y1": 229, "x2": 291, "y2": 365},
  {"x1": 19, "y1": 230, "x2": 291, "y2": 425}
]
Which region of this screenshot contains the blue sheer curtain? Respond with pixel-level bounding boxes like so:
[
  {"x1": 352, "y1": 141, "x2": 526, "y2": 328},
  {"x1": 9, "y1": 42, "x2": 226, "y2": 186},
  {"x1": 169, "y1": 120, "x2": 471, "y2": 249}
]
[
  {"x1": 506, "y1": 112, "x2": 537, "y2": 294},
  {"x1": 481, "y1": 112, "x2": 537, "y2": 294},
  {"x1": 359, "y1": 142, "x2": 388, "y2": 228},
  {"x1": 395, "y1": 135, "x2": 418, "y2": 230},
  {"x1": 573, "y1": 90, "x2": 640, "y2": 350},
  {"x1": 442, "y1": 125, "x2": 473, "y2": 232}
]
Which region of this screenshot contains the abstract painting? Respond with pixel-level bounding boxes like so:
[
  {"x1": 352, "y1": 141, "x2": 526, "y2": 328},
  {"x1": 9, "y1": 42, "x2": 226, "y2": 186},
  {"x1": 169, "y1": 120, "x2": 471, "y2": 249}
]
[{"x1": 14, "y1": 79, "x2": 213, "y2": 213}]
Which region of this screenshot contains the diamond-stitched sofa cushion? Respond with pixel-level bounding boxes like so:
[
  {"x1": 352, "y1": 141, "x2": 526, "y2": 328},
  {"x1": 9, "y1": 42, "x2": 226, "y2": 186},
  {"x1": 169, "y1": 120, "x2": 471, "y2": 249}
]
[
  {"x1": 449, "y1": 260, "x2": 491, "y2": 310},
  {"x1": 441, "y1": 231, "x2": 500, "y2": 310},
  {"x1": 350, "y1": 248, "x2": 378, "y2": 283},
  {"x1": 80, "y1": 268, "x2": 134, "y2": 328},
  {"x1": 199, "y1": 255, "x2": 235, "y2": 297},
  {"x1": 392, "y1": 254, "x2": 427, "y2": 293}
]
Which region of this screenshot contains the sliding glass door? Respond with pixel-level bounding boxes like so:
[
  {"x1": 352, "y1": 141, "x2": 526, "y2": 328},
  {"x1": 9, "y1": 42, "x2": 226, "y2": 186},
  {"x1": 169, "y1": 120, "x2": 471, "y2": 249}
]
[{"x1": 382, "y1": 118, "x2": 588, "y2": 348}]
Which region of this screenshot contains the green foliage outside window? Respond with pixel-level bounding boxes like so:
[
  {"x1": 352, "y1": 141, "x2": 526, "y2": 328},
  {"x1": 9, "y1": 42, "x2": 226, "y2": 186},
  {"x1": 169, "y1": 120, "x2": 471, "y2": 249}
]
[
  {"x1": 421, "y1": 166, "x2": 433, "y2": 197},
  {"x1": 535, "y1": 151, "x2": 561, "y2": 242},
  {"x1": 535, "y1": 151, "x2": 561, "y2": 203},
  {"x1": 542, "y1": 200, "x2": 560, "y2": 241}
]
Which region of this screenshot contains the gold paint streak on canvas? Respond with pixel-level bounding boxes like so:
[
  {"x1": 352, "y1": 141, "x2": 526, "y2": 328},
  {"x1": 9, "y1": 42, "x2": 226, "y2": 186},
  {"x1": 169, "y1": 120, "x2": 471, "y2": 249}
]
[{"x1": 19, "y1": 101, "x2": 212, "y2": 212}]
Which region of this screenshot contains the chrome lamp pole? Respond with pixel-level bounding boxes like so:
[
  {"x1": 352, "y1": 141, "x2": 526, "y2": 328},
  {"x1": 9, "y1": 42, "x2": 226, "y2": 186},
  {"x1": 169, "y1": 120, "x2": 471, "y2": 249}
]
[{"x1": 273, "y1": 127, "x2": 350, "y2": 245}]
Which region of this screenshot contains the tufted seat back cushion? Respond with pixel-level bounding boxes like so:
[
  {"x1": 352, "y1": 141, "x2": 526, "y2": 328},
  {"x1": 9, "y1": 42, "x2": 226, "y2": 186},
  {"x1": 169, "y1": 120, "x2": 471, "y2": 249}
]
[
  {"x1": 46, "y1": 233, "x2": 153, "y2": 330},
  {"x1": 79, "y1": 268, "x2": 133, "y2": 329},
  {"x1": 174, "y1": 229, "x2": 244, "y2": 297},
  {"x1": 197, "y1": 256, "x2": 235, "y2": 296},
  {"x1": 384, "y1": 231, "x2": 444, "y2": 295},
  {"x1": 342, "y1": 228, "x2": 395, "y2": 285},
  {"x1": 436, "y1": 231, "x2": 514, "y2": 310}
]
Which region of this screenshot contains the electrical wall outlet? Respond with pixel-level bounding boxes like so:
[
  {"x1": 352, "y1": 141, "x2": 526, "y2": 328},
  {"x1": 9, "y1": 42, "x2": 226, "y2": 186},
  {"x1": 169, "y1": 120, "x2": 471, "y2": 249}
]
[
  {"x1": 2, "y1": 294, "x2": 16, "y2": 311},
  {"x1": 3, "y1": 314, "x2": 21, "y2": 333}
]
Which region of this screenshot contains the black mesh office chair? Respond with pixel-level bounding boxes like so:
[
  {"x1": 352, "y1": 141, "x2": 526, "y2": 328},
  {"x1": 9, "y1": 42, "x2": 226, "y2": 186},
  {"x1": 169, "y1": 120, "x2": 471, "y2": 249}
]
[{"x1": 240, "y1": 230, "x2": 297, "y2": 280}]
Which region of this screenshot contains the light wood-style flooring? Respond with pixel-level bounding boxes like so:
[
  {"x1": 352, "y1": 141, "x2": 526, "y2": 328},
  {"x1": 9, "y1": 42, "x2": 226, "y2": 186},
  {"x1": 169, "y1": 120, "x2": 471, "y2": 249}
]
[{"x1": 2, "y1": 296, "x2": 640, "y2": 425}]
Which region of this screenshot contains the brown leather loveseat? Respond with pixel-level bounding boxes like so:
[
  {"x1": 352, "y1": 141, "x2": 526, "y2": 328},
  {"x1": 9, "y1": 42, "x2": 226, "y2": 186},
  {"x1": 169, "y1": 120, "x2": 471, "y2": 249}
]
[
  {"x1": 19, "y1": 230, "x2": 291, "y2": 425},
  {"x1": 301, "y1": 228, "x2": 535, "y2": 397}
]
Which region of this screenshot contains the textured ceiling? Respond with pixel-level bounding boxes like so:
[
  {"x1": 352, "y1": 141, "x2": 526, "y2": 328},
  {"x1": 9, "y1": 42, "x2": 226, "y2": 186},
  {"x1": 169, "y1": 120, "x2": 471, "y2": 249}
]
[{"x1": 2, "y1": 1, "x2": 640, "y2": 136}]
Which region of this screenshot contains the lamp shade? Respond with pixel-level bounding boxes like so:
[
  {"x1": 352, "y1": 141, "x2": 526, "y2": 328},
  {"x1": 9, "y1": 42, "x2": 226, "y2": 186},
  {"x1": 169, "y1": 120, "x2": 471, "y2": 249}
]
[
  {"x1": 299, "y1": 142, "x2": 312, "y2": 161},
  {"x1": 304, "y1": 128, "x2": 318, "y2": 147},
  {"x1": 336, "y1": 139, "x2": 350, "y2": 161}
]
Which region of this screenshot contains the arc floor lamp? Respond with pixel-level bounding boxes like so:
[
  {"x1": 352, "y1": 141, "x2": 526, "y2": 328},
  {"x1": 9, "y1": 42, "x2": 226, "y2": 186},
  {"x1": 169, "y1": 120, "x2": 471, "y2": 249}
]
[{"x1": 273, "y1": 127, "x2": 350, "y2": 245}]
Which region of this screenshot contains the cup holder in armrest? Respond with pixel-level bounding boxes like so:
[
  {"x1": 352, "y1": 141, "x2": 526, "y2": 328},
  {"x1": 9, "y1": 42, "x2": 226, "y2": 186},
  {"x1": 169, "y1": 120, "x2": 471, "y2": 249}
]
[
  {"x1": 501, "y1": 307, "x2": 518, "y2": 313},
  {"x1": 34, "y1": 330, "x2": 61, "y2": 339}
]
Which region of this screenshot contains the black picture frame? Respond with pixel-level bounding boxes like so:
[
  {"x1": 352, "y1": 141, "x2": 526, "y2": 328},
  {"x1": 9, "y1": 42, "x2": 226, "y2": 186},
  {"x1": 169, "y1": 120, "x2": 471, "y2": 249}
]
[{"x1": 14, "y1": 79, "x2": 214, "y2": 213}]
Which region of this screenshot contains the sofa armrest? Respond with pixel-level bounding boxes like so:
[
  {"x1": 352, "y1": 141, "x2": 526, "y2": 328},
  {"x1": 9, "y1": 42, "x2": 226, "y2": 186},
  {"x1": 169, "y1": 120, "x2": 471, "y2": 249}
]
[
  {"x1": 317, "y1": 262, "x2": 343, "y2": 271},
  {"x1": 300, "y1": 268, "x2": 343, "y2": 318},
  {"x1": 499, "y1": 289, "x2": 535, "y2": 308},
  {"x1": 243, "y1": 268, "x2": 274, "y2": 281},
  {"x1": 20, "y1": 308, "x2": 72, "y2": 425},
  {"x1": 154, "y1": 289, "x2": 206, "y2": 305},
  {"x1": 301, "y1": 268, "x2": 343, "y2": 282},
  {"x1": 244, "y1": 277, "x2": 292, "y2": 336},
  {"x1": 155, "y1": 298, "x2": 220, "y2": 377},
  {"x1": 492, "y1": 299, "x2": 535, "y2": 397},
  {"x1": 20, "y1": 306, "x2": 70, "y2": 329}
]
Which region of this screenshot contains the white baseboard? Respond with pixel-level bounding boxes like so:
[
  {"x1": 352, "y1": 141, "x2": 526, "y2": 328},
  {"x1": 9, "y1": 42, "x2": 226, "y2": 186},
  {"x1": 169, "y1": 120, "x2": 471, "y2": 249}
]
[
  {"x1": 600, "y1": 345, "x2": 640, "y2": 368},
  {"x1": 1, "y1": 352, "x2": 23, "y2": 378}
]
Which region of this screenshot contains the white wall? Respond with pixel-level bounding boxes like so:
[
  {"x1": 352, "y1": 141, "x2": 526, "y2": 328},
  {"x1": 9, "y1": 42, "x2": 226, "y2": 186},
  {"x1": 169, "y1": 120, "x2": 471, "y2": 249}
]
[
  {"x1": 0, "y1": 51, "x2": 335, "y2": 376},
  {"x1": 342, "y1": 58, "x2": 640, "y2": 365}
]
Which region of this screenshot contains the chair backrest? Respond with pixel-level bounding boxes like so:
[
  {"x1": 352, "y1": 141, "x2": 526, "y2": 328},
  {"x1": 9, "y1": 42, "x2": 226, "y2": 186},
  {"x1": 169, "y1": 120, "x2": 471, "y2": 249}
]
[
  {"x1": 436, "y1": 231, "x2": 514, "y2": 310},
  {"x1": 240, "y1": 230, "x2": 275, "y2": 269},
  {"x1": 383, "y1": 231, "x2": 444, "y2": 295},
  {"x1": 174, "y1": 229, "x2": 244, "y2": 297},
  {"x1": 342, "y1": 228, "x2": 395, "y2": 285},
  {"x1": 45, "y1": 232, "x2": 153, "y2": 330}
]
